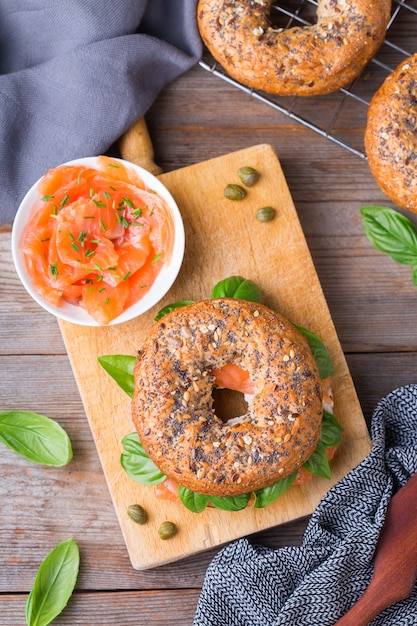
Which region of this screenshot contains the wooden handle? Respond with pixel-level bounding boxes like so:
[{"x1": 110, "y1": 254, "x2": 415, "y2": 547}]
[
  {"x1": 118, "y1": 116, "x2": 163, "y2": 175},
  {"x1": 333, "y1": 585, "x2": 391, "y2": 626},
  {"x1": 334, "y1": 472, "x2": 417, "y2": 626}
]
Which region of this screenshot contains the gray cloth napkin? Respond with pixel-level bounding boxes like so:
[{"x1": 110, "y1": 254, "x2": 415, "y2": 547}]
[
  {"x1": 0, "y1": 0, "x2": 202, "y2": 224},
  {"x1": 194, "y1": 384, "x2": 417, "y2": 625}
]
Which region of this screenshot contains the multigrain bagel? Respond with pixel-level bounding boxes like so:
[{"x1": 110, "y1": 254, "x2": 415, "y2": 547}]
[
  {"x1": 365, "y1": 54, "x2": 417, "y2": 213},
  {"x1": 132, "y1": 298, "x2": 323, "y2": 497},
  {"x1": 197, "y1": 0, "x2": 391, "y2": 96}
]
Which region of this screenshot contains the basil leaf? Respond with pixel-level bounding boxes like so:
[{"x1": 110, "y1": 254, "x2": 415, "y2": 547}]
[
  {"x1": 26, "y1": 538, "x2": 79, "y2": 626},
  {"x1": 253, "y1": 471, "x2": 298, "y2": 508},
  {"x1": 321, "y1": 410, "x2": 343, "y2": 448},
  {"x1": 294, "y1": 325, "x2": 334, "y2": 379},
  {"x1": 97, "y1": 355, "x2": 136, "y2": 398},
  {"x1": 302, "y1": 440, "x2": 331, "y2": 479},
  {"x1": 0, "y1": 411, "x2": 72, "y2": 467},
  {"x1": 211, "y1": 276, "x2": 262, "y2": 302},
  {"x1": 209, "y1": 493, "x2": 251, "y2": 511},
  {"x1": 154, "y1": 300, "x2": 194, "y2": 321},
  {"x1": 178, "y1": 486, "x2": 209, "y2": 513},
  {"x1": 360, "y1": 205, "x2": 417, "y2": 265},
  {"x1": 120, "y1": 432, "x2": 166, "y2": 485}
]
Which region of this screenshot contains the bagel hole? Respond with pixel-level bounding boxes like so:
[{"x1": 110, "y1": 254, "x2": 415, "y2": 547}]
[
  {"x1": 212, "y1": 388, "x2": 249, "y2": 423},
  {"x1": 270, "y1": 1, "x2": 317, "y2": 29}
]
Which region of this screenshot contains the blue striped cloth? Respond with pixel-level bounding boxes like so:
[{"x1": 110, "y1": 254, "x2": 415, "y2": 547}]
[
  {"x1": 0, "y1": 0, "x2": 201, "y2": 224},
  {"x1": 194, "y1": 385, "x2": 417, "y2": 625}
]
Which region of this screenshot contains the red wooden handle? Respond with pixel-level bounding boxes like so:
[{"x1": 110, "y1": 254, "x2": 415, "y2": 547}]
[{"x1": 334, "y1": 472, "x2": 417, "y2": 625}]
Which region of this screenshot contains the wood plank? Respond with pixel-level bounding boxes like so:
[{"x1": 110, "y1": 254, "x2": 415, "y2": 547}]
[
  {"x1": 0, "y1": 590, "x2": 200, "y2": 625},
  {"x1": 57, "y1": 144, "x2": 370, "y2": 569}
]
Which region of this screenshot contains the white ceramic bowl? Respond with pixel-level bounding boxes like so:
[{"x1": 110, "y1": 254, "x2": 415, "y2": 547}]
[{"x1": 11, "y1": 157, "x2": 185, "y2": 326}]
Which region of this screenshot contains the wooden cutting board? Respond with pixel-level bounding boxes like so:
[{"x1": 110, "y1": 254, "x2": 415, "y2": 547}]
[{"x1": 59, "y1": 143, "x2": 371, "y2": 570}]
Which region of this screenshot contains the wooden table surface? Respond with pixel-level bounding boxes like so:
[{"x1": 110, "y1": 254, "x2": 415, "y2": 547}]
[{"x1": 2, "y1": 5, "x2": 417, "y2": 624}]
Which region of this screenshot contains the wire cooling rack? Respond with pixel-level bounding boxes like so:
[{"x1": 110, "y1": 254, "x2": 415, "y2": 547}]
[{"x1": 199, "y1": 0, "x2": 417, "y2": 158}]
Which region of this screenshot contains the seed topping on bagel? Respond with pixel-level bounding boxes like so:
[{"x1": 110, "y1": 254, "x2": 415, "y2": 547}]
[
  {"x1": 365, "y1": 53, "x2": 417, "y2": 213},
  {"x1": 197, "y1": 0, "x2": 391, "y2": 96},
  {"x1": 132, "y1": 298, "x2": 324, "y2": 497}
]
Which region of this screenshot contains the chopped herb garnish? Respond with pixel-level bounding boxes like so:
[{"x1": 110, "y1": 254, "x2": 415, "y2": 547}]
[
  {"x1": 85, "y1": 248, "x2": 96, "y2": 258},
  {"x1": 109, "y1": 185, "x2": 116, "y2": 191},
  {"x1": 40, "y1": 237, "x2": 50, "y2": 243},
  {"x1": 77, "y1": 230, "x2": 88, "y2": 246},
  {"x1": 60, "y1": 195, "x2": 70, "y2": 208},
  {"x1": 71, "y1": 242, "x2": 79, "y2": 252},
  {"x1": 90, "y1": 239, "x2": 101, "y2": 244},
  {"x1": 93, "y1": 199, "x2": 107, "y2": 208},
  {"x1": 99, "y1": 220, "x2": 107, "y2": 232},
  {"x1": 68, "y1": 232, "x2": 75, "y2": 241},
  {"x1": 49, "y1": 261, "x2": 58, "y2": 278},
  {"x1": 107, "y1": 163, "x2": 119, "y2": 168},
  {"x1": 98, "y1": 287, "x2": 106, "y2": 293},
  {"x1": 121, "y1": 217, "x2": 130, "y2": 228},
  {"x1": 83, "y1": 215, "x2": 95, "y2": 219},
  {"x1": 122, "y1": 196, "x2": 134, "y2": 208},
  {"x1": 104, "y1": 191, "x2": 111, "y2": 199},
  {"x1": 151, "y1": 253, "x2": 161, "y2": 265},
  {"x1": 132, "y1": 207, "x2": 144, "y2": 218},
  {"x1": 41, "y1": 195, "x2": 55, "y2": 201},
  {"x1": 123, "y1": 271, "x2": 131, "y2": 281},
  {"x1": 89, "y1": 188, "x2": 95, "y2": 198},
  {"x1": 105, "y1": 297, "x2": 110, "y2": 306},
  {"x1": 77, "y1": 174, "x2": 82, "y2": 185}
]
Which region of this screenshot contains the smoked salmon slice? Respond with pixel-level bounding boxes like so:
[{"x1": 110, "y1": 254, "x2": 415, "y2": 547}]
[{"x1": 22, "y1": 158, "x2": 175, "y2": 324}]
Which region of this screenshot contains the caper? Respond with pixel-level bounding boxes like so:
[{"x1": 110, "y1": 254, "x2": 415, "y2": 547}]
[
  {"x1": 127, "y1": 504, "x2": 148, "y2": 525},
  {"x1": 255, "y1": 206, "x2": 276, "y2": 222},
  {"x1": 158, "y1": 521, "x2": 177, "y2": 540},
  {"x1": 224, "y1": 184, "x2": 246, "y2": 201},
  {"x1": 237, "y1": 166, "x2": 259, "y2": 187}
]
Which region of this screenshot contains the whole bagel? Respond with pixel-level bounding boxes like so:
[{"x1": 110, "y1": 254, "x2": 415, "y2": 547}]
[
  {"x1": 132, "y1": 298, "x2": 323, "y2": 497},
  {"x1": 197, "y1": 0, "x2": 391, "y2": 96},
  {"x1": 365, "y1": 53, "x2": 417, "y2": 213}
]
